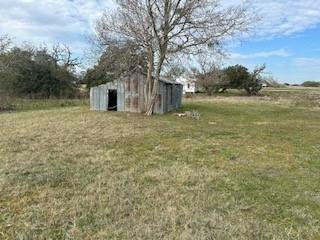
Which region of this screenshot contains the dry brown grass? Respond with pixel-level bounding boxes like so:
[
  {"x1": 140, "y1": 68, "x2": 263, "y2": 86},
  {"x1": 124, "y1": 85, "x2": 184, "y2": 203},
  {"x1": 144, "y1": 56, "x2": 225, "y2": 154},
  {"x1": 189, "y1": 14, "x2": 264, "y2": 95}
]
[
  {"x1": 189, "y1": 87, "x2": 320, "y2": 109},
  {"x1": 0, "y1": 88, "x2": 320, "y2": 239}
]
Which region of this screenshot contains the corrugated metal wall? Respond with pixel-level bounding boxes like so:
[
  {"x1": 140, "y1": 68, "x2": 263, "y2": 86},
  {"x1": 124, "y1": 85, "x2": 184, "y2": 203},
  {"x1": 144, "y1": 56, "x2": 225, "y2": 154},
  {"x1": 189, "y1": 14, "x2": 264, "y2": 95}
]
[
  {"x1": 90, "y1": 73, "x2": 182, "y2": 114},
  {"x1": 124, "y1": 74, "x2": 143, "y2": 113},
  {"x1": 117, "y1": 80, "x2": 125, "y2": 112},
  {"x1": 90, "y1": 82, "x2": 119, "y2": 111},
  {"x1": 90, "y1": 85, "x2": 107, "y2": 111}
]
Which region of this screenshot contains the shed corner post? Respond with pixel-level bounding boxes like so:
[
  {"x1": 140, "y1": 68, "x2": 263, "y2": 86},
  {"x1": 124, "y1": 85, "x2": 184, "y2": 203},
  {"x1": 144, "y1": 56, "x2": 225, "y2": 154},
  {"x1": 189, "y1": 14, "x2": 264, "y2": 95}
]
[{"x1": 90, "y1": 87, "x2": 93, "y2": 110}]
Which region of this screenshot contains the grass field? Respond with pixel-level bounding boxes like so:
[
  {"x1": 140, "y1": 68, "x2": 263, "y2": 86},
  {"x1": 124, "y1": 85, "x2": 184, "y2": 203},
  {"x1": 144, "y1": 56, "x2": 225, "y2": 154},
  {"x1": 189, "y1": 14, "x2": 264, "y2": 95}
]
[
  {"x1": 0, "y1": 88, "x2": 320, "y2": 239},
  {"x1": 12, "y1": 98, "x2": 89, "y2": 111}
]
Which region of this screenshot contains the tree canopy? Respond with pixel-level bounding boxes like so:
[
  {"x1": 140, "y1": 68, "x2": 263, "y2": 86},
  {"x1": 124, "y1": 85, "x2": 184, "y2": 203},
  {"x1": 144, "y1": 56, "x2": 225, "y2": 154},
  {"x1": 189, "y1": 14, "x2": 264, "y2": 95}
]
[{"x1": 0, "y1": 39, "x2": 79, "y2": 99}]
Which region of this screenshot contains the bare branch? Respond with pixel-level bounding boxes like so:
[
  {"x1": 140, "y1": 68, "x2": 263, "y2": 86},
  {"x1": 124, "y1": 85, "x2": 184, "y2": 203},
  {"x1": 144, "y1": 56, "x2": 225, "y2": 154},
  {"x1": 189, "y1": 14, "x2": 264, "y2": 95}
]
[{"x1": 0, "y1": 35, "x2": 12, "y2": 54}]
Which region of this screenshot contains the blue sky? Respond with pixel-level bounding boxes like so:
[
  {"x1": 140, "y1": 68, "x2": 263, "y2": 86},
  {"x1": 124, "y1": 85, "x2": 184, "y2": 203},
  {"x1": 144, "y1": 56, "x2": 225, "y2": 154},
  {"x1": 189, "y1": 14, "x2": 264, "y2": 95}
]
[
  {"x1": 0, "y1": 0, "x2": 319, "y2": 83},
  {"x1": 227, "y1": 27, "x2": 320, "y2": 84}
]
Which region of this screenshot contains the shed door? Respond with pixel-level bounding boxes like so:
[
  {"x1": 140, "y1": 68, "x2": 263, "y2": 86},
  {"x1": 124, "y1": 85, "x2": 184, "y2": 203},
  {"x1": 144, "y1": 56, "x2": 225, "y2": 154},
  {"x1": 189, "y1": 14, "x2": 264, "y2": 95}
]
[{"x1": 108, "y1": 89, "x2": 117, "y2": 111}]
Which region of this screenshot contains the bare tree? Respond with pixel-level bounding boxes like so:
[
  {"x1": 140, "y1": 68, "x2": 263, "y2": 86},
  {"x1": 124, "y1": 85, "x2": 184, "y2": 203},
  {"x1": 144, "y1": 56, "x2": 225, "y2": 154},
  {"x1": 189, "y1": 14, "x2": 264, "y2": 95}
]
[
  {"x1": 244, "y1": 64, "x2": 265, "y2": 95},
  {"x1": 252, "y1": 64, "x2": 266, "y2": 80},
  {"x1": 51, "y1": 44, "x2": 80, "y2": 71},
  {"x1": 0, "y1": 35, "x2": 13, "y2": 73},
  {"x1": 0, "y1": 35, "x2": 14, "y2": 109},
  {"x1": 96, "y1": 0, "x2": 256, "y2": 115},
  {"x1": 193, "y1": 55, "x2": 227, "y2": 95},
  {"x1": 0, "y1": 35, "x2": 12, "y2": 54}
]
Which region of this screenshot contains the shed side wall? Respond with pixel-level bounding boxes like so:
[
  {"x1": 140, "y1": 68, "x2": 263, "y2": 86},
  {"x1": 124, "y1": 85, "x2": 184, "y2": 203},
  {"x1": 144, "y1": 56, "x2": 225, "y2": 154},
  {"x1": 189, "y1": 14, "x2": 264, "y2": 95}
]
[
  {"x1": 117, "y1": 80, "x2": 125, "y2": 112},
  {"x1": 99, "y1": 85, "x2": 108, "y2": 111}
]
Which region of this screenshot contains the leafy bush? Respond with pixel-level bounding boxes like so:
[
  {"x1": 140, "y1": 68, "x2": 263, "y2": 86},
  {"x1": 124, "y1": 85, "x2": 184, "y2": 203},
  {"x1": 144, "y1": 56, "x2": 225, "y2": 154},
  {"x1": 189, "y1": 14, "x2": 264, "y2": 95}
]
[{"x1": 223, "y1": 64, "x2": 265, "y2": 95}]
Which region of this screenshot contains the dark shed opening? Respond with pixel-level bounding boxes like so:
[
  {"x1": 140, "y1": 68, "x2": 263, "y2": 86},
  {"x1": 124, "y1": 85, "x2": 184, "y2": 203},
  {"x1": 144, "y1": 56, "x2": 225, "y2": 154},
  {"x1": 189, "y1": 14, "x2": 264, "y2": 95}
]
[{"x1": 108, "y1": 89, "x2": 117, "y2": 111}]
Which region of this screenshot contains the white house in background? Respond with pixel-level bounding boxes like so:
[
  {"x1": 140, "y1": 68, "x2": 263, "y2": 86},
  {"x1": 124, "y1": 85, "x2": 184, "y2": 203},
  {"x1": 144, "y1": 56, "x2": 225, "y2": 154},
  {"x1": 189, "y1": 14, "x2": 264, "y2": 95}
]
[{"x1": 176, "y1": 74, "x2": 196, "y2": 94}]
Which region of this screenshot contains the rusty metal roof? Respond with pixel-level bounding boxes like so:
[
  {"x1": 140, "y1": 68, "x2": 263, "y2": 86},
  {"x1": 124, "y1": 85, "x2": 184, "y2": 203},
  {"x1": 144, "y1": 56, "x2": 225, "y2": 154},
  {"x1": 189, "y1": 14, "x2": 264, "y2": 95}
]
[{"x1": 159, "y1": 78, "x2": 183, "y2": 85}]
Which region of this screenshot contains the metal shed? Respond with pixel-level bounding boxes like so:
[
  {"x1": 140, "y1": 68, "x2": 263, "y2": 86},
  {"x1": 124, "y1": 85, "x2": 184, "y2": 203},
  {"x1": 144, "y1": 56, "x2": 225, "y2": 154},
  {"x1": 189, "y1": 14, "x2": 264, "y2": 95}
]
[{"x1": 90, "y1": 73, "x2": 183, "y2": 114}]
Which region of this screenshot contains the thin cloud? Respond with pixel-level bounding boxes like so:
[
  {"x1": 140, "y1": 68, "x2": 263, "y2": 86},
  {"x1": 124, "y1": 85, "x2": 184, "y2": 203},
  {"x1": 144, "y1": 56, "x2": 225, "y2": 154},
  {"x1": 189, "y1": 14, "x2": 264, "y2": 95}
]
[
  {"x1": 230, "y1": 49, "x2": 291, "y2": 60},
  {"x1": 294, "y1": 58, "x2": 320, "y2": 67},
  {"x1": 252, "y1": 0, "x2": 320, "y2": 38}
]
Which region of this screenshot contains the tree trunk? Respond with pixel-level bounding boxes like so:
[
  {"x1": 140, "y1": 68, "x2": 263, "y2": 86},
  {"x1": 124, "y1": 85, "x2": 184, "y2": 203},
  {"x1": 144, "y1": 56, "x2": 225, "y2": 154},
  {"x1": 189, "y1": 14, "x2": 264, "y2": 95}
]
[
  {"x1": 144, "y1": 46, "x2": 154, "y2": 112},
  {"x1": 145, "y1": 54, "x2": 165, "y2": 116}
]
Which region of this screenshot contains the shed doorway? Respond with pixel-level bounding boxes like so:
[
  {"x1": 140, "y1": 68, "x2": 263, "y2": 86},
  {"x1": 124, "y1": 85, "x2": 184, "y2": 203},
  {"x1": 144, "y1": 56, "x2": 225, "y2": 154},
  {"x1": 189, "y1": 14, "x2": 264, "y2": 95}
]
[{"x1": 108, "y1": 89, "x2": 117, "y2": 111}]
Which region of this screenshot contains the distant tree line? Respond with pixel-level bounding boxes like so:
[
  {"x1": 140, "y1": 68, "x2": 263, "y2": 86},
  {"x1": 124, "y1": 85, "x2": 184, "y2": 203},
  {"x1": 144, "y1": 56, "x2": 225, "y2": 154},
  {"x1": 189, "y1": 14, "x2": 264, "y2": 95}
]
[
  {"x1": 301, "y1": 81, "x2": 320, "y2": 87},
  {"x1": 0, "y1": 35, "x2": 80, "y2": 109}
]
